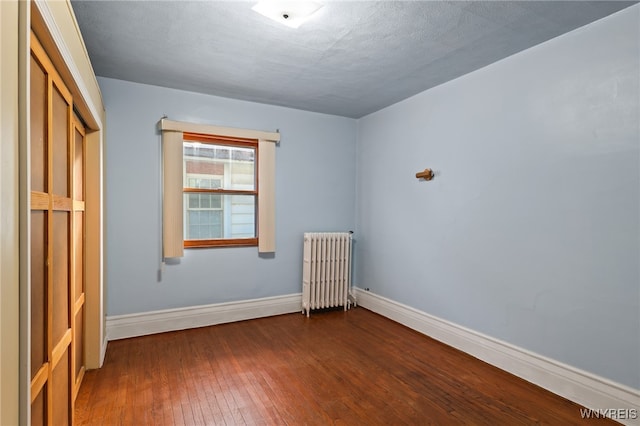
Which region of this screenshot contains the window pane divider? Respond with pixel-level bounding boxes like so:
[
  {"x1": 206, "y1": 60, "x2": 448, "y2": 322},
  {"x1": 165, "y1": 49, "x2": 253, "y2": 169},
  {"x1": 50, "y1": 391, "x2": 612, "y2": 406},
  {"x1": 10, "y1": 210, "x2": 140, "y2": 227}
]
[
  {"x1": 184, "y1": 238, "x2": 258, "y2": 248},
  {"x1": 183, "y1": 188, "x2": 257, "y2": 196}
]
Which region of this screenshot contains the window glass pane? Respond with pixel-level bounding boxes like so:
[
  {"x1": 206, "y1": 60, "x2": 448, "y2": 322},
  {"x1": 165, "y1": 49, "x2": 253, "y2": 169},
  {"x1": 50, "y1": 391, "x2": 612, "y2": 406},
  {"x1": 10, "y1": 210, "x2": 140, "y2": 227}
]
[
  {"x1": 184, "y1": 194, "x2": 255, "y2": 240},
  {"x1": 211, "y1": 194, "x2": 222, "y2": 209},
  {"x1": 229, "y1": 160, "x2": 255, "y2": 191},
  {"x1": 188, "y1": 194, "x2": 199, "y2": 208},
  {"x1": 228, "y1": 195, "x2": 255, "y2": 238},
  {"x1": 183, "y1": 142, "x2": 255, "y2": 191},
  {"x1": 186, "y1": 210, "x2": 222, "y2": 239}
]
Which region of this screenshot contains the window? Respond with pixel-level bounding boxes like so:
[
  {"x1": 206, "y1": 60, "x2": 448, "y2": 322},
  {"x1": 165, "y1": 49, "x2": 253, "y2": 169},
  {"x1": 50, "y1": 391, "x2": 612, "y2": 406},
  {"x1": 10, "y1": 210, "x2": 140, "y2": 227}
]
[
  {"x1": 159, "y1": 118, "x2": 279, "y2": 257},
  {"x1": 183, "y1": 133, "x2": 258, "y2": 248}
]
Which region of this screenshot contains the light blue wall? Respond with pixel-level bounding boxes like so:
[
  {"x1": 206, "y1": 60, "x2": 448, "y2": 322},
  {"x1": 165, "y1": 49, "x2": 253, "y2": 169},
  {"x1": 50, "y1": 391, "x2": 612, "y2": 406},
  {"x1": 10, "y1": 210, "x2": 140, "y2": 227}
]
[
  {"x1": 99, "y1": 77, "x2": 357, "y2": 316},
  {"x1": 355, "y1": 5, "x2": 639, "y2": 389}
]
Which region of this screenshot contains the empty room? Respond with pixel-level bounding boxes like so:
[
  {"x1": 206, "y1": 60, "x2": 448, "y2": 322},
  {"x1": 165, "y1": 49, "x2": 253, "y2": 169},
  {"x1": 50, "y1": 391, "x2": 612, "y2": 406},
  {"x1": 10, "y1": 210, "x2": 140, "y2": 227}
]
[{"x1": 1, "y1": 0, "x2": 639, "y2": 425}]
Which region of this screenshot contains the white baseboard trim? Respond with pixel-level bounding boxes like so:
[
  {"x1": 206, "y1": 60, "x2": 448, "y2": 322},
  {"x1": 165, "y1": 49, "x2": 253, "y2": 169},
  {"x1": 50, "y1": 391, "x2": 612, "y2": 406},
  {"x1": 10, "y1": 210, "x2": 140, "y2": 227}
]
[
  {"x1": 354, "y1": 288, "x2": 640, "y2": 426},
  {"x1": 106, "y1": 293, "x2": 302, "y2": 341}
]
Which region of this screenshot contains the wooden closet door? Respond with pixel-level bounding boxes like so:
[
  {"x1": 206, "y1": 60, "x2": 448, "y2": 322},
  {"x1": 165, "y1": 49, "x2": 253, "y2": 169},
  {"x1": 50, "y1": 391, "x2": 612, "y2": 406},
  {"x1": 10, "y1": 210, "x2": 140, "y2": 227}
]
[{"x1": 30, "y1": 31, "x2": 85, "y2": 426}]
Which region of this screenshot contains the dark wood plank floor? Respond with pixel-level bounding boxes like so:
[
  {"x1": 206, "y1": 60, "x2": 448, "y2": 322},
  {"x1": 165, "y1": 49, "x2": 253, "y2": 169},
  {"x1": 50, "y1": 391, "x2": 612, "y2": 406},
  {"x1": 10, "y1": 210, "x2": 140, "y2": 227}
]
[{"x1": 75, "y1": 308, "x2": 616, "y2": 425}]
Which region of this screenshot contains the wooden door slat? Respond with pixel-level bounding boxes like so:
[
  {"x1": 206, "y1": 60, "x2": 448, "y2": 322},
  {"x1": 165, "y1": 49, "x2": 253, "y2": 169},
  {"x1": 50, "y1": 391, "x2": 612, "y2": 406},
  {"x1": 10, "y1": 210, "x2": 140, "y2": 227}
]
[
  {"x1": 52, "y1": 195, "x2": 72, "y2": 211},
  {"x1": 30, "y1": 363, "x2": 49, "y2": 404},
  {"x1": 51, "y1": 328, "x2": 72, "y2": 370},
  {"x1": 74, "y1": 293, "x2": 85, "y2": 314},
  {"x1": 31, "y1": 191, "x2": 49, "y2": 210}
]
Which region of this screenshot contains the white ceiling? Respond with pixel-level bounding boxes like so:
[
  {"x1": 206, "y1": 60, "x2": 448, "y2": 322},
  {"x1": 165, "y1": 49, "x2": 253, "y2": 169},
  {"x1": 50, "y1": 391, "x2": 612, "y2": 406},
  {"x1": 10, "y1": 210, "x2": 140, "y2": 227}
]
[{"x1": 71, "y1": 1, "x2": 637, "y2": 118}]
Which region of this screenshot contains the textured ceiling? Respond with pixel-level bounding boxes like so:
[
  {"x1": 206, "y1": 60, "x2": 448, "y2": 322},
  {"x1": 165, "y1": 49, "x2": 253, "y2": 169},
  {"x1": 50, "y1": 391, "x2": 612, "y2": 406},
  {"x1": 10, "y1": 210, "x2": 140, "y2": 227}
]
[{"x1": 71, "y1": 1, "x2": 636, "y2": 118}]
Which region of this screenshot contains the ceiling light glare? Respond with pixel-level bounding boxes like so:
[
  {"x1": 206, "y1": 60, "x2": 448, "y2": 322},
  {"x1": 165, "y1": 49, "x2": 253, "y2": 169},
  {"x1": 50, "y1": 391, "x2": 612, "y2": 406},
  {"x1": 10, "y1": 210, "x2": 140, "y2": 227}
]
[{"x1": 252, "y1": 1, "x2": 324, "y2": 29}]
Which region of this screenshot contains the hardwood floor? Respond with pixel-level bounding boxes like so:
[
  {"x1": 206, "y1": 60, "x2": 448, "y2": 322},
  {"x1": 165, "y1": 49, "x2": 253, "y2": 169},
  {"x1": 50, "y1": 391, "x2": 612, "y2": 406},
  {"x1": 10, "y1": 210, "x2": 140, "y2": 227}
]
[{"x1": 75, "y1": 308, "x2": 616, "y2": 425}]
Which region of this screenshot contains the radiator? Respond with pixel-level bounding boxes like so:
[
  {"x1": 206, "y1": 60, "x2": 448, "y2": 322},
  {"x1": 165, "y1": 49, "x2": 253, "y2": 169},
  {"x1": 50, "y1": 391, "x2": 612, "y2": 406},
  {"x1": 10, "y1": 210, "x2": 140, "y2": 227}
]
[{"x1": 302, "y1": 232, "x2": 355, "y2": 317}]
